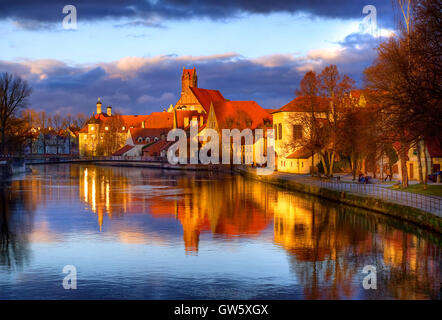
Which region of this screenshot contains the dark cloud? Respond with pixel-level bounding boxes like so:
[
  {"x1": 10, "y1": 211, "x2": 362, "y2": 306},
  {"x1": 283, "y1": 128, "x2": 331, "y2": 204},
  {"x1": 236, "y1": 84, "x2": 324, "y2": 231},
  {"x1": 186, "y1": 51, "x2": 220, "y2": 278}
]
[
  {"x1": 0, "y1": 0, "x2": 395, "y2": 29},
  {"x1": 0, "y1": 32, "x2": 382, "y2": 115}
]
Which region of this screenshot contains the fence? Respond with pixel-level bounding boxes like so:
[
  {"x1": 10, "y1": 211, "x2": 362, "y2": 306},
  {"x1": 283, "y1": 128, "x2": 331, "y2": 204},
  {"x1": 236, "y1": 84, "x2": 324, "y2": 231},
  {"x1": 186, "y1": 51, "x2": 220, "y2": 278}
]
[{"x1": 319, "y1": 179, "x2": 442, "y2": 216}]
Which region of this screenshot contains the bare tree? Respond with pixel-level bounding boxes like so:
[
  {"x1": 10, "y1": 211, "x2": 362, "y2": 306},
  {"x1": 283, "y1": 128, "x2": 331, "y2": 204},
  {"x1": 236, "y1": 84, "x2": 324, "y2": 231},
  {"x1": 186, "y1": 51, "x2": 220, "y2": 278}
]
[
  {"x1": 364, "y1": 0, "x2": 441, "y2": 187},
  {"x1": 96, "y1": 113, "x2": 125, "y2": 156},
  {"x1": 319, "y1": 65, "x2": 355, "y2": 176},
  {"x1": 0, "y1": 73, "x2": 32, "y2": 155}
]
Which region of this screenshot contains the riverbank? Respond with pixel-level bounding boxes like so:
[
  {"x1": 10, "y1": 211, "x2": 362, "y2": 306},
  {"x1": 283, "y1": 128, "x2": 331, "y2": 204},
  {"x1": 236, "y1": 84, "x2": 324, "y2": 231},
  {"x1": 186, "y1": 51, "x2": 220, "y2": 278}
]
[
  {"x1": 237, "y1": 167, "x2": 442, "y2": 233},
  {"x1": 0, "y1": 158, "x2": 29, "y2": 178},
  {"x1": 84, "y1": 160, "x2": 234, "y2": 173}
]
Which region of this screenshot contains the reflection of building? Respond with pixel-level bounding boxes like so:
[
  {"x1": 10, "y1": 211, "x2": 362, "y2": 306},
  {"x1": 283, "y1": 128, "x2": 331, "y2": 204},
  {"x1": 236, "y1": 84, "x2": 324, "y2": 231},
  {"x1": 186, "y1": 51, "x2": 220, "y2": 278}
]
[
  {"x1": 75, "y1": 164, "x2": 441, "y2": 298},
  {"x1": 78, "y1": 166, "x2": 273, "y2": 253}
]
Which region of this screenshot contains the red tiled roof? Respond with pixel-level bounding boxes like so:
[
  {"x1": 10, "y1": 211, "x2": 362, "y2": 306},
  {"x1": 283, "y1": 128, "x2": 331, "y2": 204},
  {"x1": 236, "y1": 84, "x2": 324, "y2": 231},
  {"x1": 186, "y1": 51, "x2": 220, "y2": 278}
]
[
  {"x1": 212, "y1": 100, "x2": 272, "y2": 130},
  {"x1": 119, "y1": 115, "x2": 150, "y2": 128},
  {"x1": 112, "y1": 144, "x2": 134, "y2": 156},
  {"x1": 143, "y1": 140, "x2": 173, "y2": 156},
  {"x1": 80, "y1": 114, "x2": 152, "y2": 133},
  {"x1": 129, "y1": 128, "x2": 169, "y2": 145},
  {"x1": 144, "y1": 112, "x2": 174, "y2": 128},
  {"x1": 273, "y1": 96, "x2": 330, "y2": 113},
  {"x1": 190, "y1": 87, "x2": 225, "y2": 112},
  {"x1": 287, "y1": 146, "x2": 313, "y2": 159}
]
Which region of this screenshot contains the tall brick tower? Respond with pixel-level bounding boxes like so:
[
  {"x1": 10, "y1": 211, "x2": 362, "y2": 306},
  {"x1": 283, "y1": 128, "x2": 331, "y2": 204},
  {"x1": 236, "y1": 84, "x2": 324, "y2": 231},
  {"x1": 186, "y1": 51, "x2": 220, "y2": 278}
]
[{"x1": 181, "y1": 67, "x2": 197, "y2": 95}]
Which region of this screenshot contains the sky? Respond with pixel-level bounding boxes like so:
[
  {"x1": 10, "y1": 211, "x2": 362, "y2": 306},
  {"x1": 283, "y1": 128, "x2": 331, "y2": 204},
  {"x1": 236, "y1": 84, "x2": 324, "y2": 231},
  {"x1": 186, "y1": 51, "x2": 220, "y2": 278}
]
[{"x1": 0, "y1": 0, "x2": 397, "y2": 116}]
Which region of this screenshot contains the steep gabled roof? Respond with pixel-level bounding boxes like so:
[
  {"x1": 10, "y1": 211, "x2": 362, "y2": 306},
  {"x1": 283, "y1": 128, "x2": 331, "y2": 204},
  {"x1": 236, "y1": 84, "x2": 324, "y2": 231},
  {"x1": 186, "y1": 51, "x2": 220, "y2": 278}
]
[
  {"x1": 189, "y1": 87, "x2": 225, "y2": 112},
  {"x1": 143, "y1": 140, "x2": 173, "y2": 155},
  {"x1": 112, "y1": 144, "x2": 134, "y2": 156},
  {"x1": 212, "y1": 100, "x2": 272, "y2": 130},
  {"x1": 287, "y1": 146, "x2": 313, "y2": 159},
  {"x1": 273, "y1": 96, "x2": 330, "y2": 113},
  {"x1": 129, "y1": 128, "x2": 169, "y2": 145}
]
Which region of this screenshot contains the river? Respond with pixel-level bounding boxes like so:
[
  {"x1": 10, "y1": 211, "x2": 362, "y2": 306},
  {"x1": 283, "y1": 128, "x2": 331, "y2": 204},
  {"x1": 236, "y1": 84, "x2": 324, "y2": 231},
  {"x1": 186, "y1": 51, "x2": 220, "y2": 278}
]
[{"x1": 0, "y1": 164, "x2": 440, "y2": 299}]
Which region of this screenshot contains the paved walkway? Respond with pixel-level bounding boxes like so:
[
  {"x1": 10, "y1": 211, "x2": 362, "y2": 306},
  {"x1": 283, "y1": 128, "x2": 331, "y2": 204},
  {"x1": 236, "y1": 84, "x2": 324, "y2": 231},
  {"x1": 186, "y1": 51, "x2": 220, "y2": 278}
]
[{"x1": 245, "y1": 169, "x2": 442, "y2": 217}]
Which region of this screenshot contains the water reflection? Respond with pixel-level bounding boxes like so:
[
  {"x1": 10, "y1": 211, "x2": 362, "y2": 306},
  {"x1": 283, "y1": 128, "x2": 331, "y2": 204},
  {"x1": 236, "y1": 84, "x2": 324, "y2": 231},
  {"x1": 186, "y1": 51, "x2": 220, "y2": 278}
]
[
  {"x1": 0, "y1": 164, "x2": 440, "y2": 299},
  {"x1": 0, "y1": 181, "x2": 33, "y2": 270}
]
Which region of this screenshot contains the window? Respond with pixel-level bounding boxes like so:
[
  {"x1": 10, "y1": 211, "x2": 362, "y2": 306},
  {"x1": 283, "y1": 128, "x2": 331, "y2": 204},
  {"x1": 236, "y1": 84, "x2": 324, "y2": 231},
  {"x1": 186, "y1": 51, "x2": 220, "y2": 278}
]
[
  {"x1": 145, "y1": 137, "x2": 150, "y2": 143},
  {"x1": 278, "y1": 124, "x2": 282, "y2": 140},
  {"x1": 293, "y1": 125, "x2": 303, "y2": 139},
  {"x1": 105, "y1": 126, "x2": 109, "y2": 131},
  {"x1": 154, "y1": 137, "x2": 159, "y2": 142},
  {"x1": 137, "y1": 137, "x2": 143, "y2": 143},
  {"x1": 122, "y1": 126, "x2": 126, "y2": 131},
  {"x1": 274, "y1": 125, "x2": 278, "y2": 140}
]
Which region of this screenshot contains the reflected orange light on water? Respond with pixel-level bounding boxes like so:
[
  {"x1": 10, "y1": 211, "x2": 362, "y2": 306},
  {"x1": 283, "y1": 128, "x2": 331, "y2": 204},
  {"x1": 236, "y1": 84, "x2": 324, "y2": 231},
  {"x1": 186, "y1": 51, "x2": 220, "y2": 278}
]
[{"x1": 73, "y1": 165, "x2": 442, "y2": 299}]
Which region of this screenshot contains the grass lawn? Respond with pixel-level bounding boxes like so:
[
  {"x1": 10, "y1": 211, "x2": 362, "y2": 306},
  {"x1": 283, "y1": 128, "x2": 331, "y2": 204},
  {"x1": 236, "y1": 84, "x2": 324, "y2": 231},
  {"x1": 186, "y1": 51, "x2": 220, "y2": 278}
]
[{"x1": 389, "y1": 184, "x2": 442, "y2": 197}]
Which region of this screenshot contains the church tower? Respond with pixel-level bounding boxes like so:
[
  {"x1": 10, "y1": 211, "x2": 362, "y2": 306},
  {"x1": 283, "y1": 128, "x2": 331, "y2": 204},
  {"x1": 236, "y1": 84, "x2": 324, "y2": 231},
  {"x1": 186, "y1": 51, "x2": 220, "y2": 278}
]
[
  {"x1": 181, "y1": 67, "x2": 197, "y2": 94},
  {"x1": 96, "y1": 97, "x2": 102, "y2": 115}
]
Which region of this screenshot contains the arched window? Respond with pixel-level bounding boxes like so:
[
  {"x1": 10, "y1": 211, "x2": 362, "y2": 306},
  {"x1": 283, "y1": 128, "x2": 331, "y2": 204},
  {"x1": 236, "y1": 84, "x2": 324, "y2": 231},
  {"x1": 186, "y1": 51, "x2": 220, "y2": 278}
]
[
  {"x1": 137, "y1": 137, "x2": 143, "y2": 143},
  {"x1": 154, "y1": 137, "x2": 159, "y2": 142},
  {"x1": 145, "y1": 137, "x2": 150, "y2": 143}
]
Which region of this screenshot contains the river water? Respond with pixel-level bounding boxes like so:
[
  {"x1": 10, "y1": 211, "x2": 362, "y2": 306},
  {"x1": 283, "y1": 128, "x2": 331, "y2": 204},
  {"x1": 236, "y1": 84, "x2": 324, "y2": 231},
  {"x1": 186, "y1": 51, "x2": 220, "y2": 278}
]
[{"x1": 0, "y1": 164, "x2": 440, "y2": 299}]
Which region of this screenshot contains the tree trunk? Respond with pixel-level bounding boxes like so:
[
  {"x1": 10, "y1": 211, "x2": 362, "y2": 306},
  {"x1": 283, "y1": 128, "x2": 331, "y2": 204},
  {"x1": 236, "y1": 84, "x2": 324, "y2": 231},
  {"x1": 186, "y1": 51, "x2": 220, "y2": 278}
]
[
  {"x1": 399, "y1": 143, "x2": 409, "y2": 188},
  {"x1": 0, "y1": 127, "x2": 5, "y2": 155},
  {"x1": 422, "y1": 141, "x2": 428, "y2": 189},
  {"x1": 320, "y1": 153, "x2": 328, "y2": 175},
  {"x1": 416, "y1": 140, "x2": 423, "y2": 184},
  {"x1": 361, "y1": 158, "x2": 366, "y2": 175},
  {"x1": 329, "y1": 151, "x2": 335, "y2": 177},
  {"x1": 311, "y1": 151, "x2": 314, "y2": 176},
  {"x1": 352, "y1": 158, "x2": 357, "y2": 181}
]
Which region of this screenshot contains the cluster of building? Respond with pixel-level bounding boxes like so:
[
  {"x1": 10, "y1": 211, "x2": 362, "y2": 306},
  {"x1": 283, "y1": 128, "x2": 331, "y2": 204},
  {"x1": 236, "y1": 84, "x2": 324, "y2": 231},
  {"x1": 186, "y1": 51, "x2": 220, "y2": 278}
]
[
  {"x1": 78, "y1": 67, "x2": 442, "y2": 179},
  {"x1": 25, "y1": 127, "x2": 79, "y2": 156}
]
